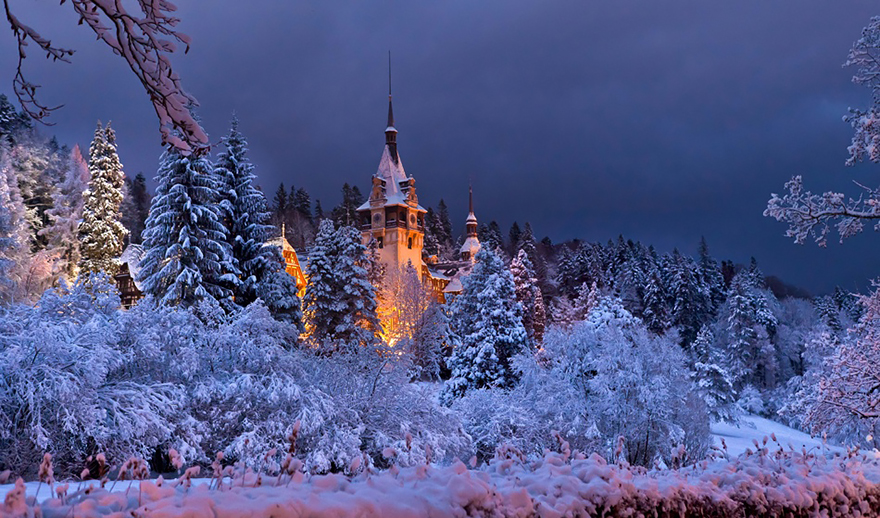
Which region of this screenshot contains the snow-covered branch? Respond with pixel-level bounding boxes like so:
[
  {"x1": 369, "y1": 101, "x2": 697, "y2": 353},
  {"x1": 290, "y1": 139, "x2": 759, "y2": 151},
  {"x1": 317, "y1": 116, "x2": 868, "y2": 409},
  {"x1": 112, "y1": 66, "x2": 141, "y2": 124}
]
[
  {"x1": 2, "y1": 0, "x2": 207, "y2": 154},
  {"x1": 764, "y1": 175, "x2": 880, "y2": 246}
]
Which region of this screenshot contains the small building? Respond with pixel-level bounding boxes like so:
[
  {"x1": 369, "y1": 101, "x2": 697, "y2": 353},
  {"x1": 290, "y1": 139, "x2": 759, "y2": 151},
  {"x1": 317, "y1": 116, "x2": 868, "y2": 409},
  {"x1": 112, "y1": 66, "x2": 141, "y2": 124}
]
[{"x1": 115, "y1": 244, "x2": 145, "y2": 308}]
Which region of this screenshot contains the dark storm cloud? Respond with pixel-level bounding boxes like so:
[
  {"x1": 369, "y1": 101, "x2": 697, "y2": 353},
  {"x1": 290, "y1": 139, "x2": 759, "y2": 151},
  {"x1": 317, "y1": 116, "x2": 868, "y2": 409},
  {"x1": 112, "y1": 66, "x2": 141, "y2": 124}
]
[{"x1": 1, "y1": 0, "x2": 878, "y2": 294}]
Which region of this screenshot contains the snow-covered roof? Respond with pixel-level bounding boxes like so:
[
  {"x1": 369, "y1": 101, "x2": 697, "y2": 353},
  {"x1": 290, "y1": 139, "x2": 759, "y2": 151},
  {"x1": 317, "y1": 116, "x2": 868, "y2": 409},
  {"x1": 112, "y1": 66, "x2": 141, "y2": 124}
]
[
  {"x1": 119, "y1": 244, "x2": 146, "y2": 289},
  {"x1": 265, "y1": 235, "x2": 295, "y2": 254},
  {"x1": 357, "y1": 144, "x2": 420, "y2": 211},
  {"x1": 465, "y1": 211, "x2": 478, "y2": 224},
  {"x1": 460, "y1": 235, "x2": 481, "y2": 258}
]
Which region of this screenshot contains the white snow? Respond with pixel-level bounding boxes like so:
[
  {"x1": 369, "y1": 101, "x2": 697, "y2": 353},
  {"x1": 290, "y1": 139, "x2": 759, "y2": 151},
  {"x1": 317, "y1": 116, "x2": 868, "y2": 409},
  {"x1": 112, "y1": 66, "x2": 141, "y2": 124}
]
[
  {"x1": 711, "y1": 414, "x2": 843, "y2": 456},
  {"x1": 3, "y1": 443, "x2": 880, "y2": 518}
]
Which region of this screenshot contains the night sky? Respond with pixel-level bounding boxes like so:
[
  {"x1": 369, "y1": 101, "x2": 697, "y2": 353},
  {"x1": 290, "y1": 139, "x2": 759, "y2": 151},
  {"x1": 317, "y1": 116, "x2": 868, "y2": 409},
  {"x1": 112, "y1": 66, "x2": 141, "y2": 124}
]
[{"x1": 1, "y1": 1, "x2": 878, "y2": 295}]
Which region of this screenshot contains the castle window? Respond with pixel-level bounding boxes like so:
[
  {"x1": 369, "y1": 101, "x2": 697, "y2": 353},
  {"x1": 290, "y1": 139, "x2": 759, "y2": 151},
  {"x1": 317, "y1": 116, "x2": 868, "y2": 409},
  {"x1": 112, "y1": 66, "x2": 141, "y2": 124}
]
[
  {"x1": 378, "y1": 237, "x2": 384, "y2": 249},
  {"x1": 408, "y1": 237, "x2": 413, "y2": 249}
]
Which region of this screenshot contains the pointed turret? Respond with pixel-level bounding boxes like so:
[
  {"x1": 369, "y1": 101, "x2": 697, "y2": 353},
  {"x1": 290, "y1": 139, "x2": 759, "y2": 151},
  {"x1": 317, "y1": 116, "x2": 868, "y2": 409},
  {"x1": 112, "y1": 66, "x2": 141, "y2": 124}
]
[
  {"x1": 385, "y1": 95, "x2": 398, "y2": 162},
  {"x1": 460, "y1": 185, "x2": 481, "y2": 261}
]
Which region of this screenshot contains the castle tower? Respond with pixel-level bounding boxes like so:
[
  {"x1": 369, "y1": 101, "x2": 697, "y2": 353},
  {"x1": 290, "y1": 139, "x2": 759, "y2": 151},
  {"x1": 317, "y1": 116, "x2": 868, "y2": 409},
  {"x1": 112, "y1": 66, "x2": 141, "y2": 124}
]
[
  {"x1": 460, "y1": 186, "x2": 481, "y2": 262},
  {"x1": 356, "y1": 91, "x2": 427, "y2": 279}
]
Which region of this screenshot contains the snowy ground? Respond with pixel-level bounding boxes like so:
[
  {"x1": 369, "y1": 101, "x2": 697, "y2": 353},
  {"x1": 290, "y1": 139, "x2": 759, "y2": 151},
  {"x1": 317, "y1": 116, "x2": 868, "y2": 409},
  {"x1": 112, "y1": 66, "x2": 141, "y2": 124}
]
[
  {"x1": 711, "y1": 414, "x2": 843, "y2": 456},
  {"x1": 1, "y1": 417, "x2": 872, "y2": 517}
]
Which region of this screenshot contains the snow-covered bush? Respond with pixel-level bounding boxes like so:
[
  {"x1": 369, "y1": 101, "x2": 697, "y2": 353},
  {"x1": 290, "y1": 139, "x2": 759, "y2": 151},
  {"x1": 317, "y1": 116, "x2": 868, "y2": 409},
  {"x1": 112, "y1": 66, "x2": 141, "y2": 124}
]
[
  {"x1": 0, "y1": 278, "x2": 183, "y2": 477},
  {"x1": 455, "y1": 296, "x2": 710, "y2": 467}
]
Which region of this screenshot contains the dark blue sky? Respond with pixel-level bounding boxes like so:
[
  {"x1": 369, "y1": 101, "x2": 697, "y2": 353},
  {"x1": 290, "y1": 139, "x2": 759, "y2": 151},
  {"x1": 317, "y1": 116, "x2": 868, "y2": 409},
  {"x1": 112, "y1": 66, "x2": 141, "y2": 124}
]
[{"x1": 1, "y1": 0, "x2": 878, "y2": 294}]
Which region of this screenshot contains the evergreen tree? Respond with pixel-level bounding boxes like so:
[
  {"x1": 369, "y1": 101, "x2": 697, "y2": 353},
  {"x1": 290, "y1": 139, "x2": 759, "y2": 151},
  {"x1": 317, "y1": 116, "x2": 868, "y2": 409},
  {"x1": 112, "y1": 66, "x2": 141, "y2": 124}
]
[
  {"x1": 697, "y1": 236, "x2": 725, "y2": 313},
  {"x1": 330, "y1": 183, "x2": 365, "y2": 226},
  {"x1": 423, "y1": 207, "x2": 441, "y2": 257},
  {"x1": 214, "y1": 117, "x2": 278, "y2": 307},
  {"x1": 664, "y1": 248, "x2": 712, "y2": 346},
  {"x1": 0, "y1": 94, "x2": 31, "y2": 145},
  {"x1": 314, "y1": 199, "x2": 324, "y2": 220},
  {"x1": 120, "y1": 172, "x2": 150, "y2": 244},
  {"x1": 255, "y1": 251, "x2": 304, "y2": 331},
  {"x1": 409, "y1": 300, "x2": 458, "y2": 381},
  {"x1": 78, "y1": 121, "x2": 127, "y2": 275},
  {"x1": 0, "y1": 154, "x2": 29, "y2": 303},
  {"x1": 442, "y1": 248, "x2": 528, "y2": 402},
  {"x1": 690, "y1": 326, "x2": 737, "y2": 422},
  {"x1": 272, "y1": 182, "x2": 288, "y2": 230},
  {"x1": 41, "y1": 144, "x2": 89, "y2": 280},
  {"x1": 303, "y1": 220, "x2": 379, "y2": 351},
  {"x1": 138, "y1": 142, "x2": 232, "y2": 307},
  {"x1": 510, "y1": 248, "x2": 546, "y2": 346},
  {"x1": 641, "y1": 261, "x2": 671, "y2": 334},
  {"x1": 478, "y1": 220, "x2": 505, "y2": 254},
  {"x1": 436, "y1": 198, "x2": 454, "y2": 252},
  {"x1": 508, "y1": 221, "x2": 522, "y2": 256},
  {"x1": 716, "y1": 268, "x2": 779, "y2": 390}
]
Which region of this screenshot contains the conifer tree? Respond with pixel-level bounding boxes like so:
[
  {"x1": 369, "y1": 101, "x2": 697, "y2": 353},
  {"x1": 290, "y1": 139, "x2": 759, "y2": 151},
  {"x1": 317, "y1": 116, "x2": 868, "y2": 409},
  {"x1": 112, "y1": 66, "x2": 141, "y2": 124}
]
[
  {"x1": 303, "y1": 220, "x2": 379, "y2": 351},
  {"x1": 510, "y1": 248, "x2": 546, "y2": 346},
  {"x1": 664, "y1": 249, "x2": 712, "y2": 346},
  {"x1": 0, "y1": 154, "x2": 29, "y2": 303},
  {"x1": 697, "y1": 236, "x2": 725, "y2": 313},
  {"x1": 41, "y1": 144, "x2": 88, "y2": 280},
  {"x1": 78, "y1": 122, "x2": 127, "y2": 275},
  {"x1": 120, "y1": 172, "x2": 150, "y2": 244},
  {"x1": 436, "y1": 198, "x2": 454, "y2": 251},
  {"x1": 442, "y1": 248, "x2": 528, "y2": 403},
  {"x1": 214, "y1": 116, "x2": 280, "y2": 307},
  {"x1": 138, "y1": 142, "x2": 233, "y2": 307},
  {"x1": 690, "y1": 326, "x2": 737, "y2": 422}
]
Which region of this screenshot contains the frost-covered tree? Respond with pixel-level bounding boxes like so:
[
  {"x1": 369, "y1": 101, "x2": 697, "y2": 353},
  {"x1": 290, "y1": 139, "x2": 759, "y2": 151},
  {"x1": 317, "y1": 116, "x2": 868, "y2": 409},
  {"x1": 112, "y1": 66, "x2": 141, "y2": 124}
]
[
  {"x1": 41, "y1": 145, "x2": 88, "y2": 280},
  {"x1": 507, "y1": 296, "x2": 711, "y2": 466},
  {"x1": 765, "y1": 17, "x2": 880, "y2": 245},
  {"x1": 664, "y1": 249, "x2": 712, "y2": 346},
  {"x1": 807, "y1": 284, "x2": 880, "y2": 448},
  {"x1": 138, "y1": 143, "x2": 233, "y2": 307},
  {"x1": 381, "y1": 261, "x2": 431, "y2": 347},
  {"x1": 409, "y1": 300, "x2": 458, "y2": 381},
  {"x1": 510, "y1": 249, "x2": 545, "y2": 346},
  {"x1": 303, "y1": 220, "x2": 379, "y2": 351},
  {"x1": 442, "y1": 248, "x2": 528, "y2": 402},
  {"x1": 214, "y1": 116, "x2": 281, "y2": 307},
  {"x1": 0, "y1": 155, "x2": 29, "y2": 303},
  {"x1": 120, "y1": 172, "x2": 150, "y2": 244},
  {"x1": 78, "y1": 122, "x2": 127, "y2": 275},
  {"x1": 715, "y1": 267, "x2": 779, "y2": 391},
  {"x1": 690, "y1": 326, "x2": 737, "y2": 422}
]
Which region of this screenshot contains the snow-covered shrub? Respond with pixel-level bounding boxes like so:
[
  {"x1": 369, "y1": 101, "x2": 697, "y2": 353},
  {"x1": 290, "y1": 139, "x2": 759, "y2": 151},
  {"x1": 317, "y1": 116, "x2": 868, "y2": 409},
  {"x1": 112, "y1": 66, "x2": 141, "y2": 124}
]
[{"x1": 0, "y1": 280, "x2": 184, "y2": 477}]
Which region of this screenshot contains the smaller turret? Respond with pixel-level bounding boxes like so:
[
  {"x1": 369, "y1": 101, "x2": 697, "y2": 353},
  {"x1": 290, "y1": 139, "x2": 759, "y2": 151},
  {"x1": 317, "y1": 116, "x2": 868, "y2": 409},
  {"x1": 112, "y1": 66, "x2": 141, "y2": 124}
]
[{"x1": 460, "y1": 185, "x2": 481, "y2": 262}]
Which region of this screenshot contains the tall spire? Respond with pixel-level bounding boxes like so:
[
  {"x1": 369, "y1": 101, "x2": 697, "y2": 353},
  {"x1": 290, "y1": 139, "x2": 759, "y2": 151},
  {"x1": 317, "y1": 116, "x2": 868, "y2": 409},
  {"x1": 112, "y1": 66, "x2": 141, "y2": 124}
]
[
  {"x1": 385, "y1": 51, "x2": 398, "y2": 162},
  {"x1": 468, "y1": 184, "x2": 473, "y2": 215}
]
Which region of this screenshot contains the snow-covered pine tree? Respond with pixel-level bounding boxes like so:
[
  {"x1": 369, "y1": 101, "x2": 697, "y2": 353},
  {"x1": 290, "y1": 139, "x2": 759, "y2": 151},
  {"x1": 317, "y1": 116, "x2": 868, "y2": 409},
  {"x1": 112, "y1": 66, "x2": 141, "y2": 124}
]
[
  {"x1": 664, "y1": 248, "x2": 712, "y2": 346},
  {"x1": 214, "y1": 116, "x2": 280, "y2": 307},
  {"x1": 0, "y1": 153, "x2": 29, "y2": 303},
  {"x1": 120, "y1": 172, "x2": 150, "y2": 244},
  {"x1": 409, "y1": 299, "x2": 458, "y2": 381},
  {"x1": 78, "y1": 122, "x2": 128, "y2": 275},
  {"x1": 510, "y1": 249, "x2": 546, "y2": 347},
  {"x1": 697, "y1": 236, "x2": 725, "y2": 314},
  {"x1": 442, "y1": 248, "x2": 528, "y2": 403},
  {"x1": 716, "y1": 267, "x2": 779, "y2": 390},
  {"x1": 690, "y1": 326, "x2": 737, "y2": 422},
  {"x1": 138, "y1": 142, "x2": 233, "y2": 307},
  {"x1": 41, "y1": 144, "x2": 89, "y2": 280},
  {"x1": 303, "y1": 220, "x2": 379, "y2": 351},
  {"x1": 641, "y1": 260, "x2": 671, "y2": 334}
]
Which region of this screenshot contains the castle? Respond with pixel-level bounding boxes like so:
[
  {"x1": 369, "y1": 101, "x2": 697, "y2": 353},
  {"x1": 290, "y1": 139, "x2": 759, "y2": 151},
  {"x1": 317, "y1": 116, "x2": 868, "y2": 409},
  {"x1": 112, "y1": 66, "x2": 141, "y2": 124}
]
[{"x1": 356, "y1": 92, "x2": 480, "y2": 303}]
